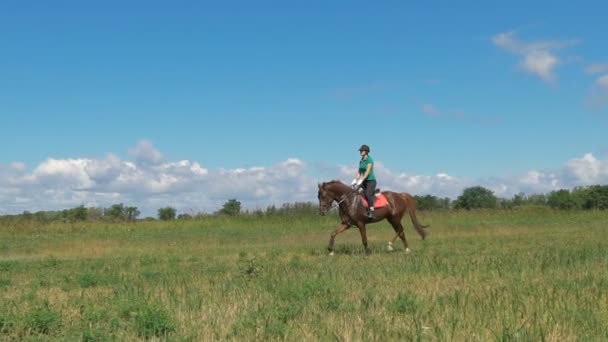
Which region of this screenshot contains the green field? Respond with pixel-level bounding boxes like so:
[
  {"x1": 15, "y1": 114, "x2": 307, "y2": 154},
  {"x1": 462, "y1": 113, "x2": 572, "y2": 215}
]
[{"x1": 1, "y1": 208, "x2": 607, "y2": 341}]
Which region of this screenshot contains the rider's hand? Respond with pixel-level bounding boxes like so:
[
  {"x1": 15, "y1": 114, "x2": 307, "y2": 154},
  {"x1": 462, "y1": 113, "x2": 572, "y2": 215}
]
[
  {"x1": 351, "y1": 178, "x2": 358, "y2": 186},
  {"x1": 356, "y1": 179, "x2": 363, "y2": 186}
]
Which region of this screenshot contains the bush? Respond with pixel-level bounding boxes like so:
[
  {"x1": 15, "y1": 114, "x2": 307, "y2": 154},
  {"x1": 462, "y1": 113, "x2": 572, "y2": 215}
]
[
  {"x1": 582, "y1": 185, "x2": 608, "y2": 209},
  {"x1": 25, "y1": 303, "x2": 61, "y2": 335},
  {"x1": 392, "y1": 292, "x2": 418, "y2": 314},
  {"x1": 78, "y1": 273, "x2": 100, "y2": 288},
  {"x1": 218, "y1": 199, "x2": 241, "y2": 216},
  {"x1": 413, "y1": 195, "x2": 451, "y2": 210},
  {"x1": 134, "y1": 304, "x2": 175, "y2": 338},
  {"x1": 454, "y1": 186, "x2": 497, "y2": 210},
  {"x1": 547, "y1": 189, "x2": 580, "y2": 210},
  {"x1": 158, "y1": 207, "x2": 177, "y2": 221}
]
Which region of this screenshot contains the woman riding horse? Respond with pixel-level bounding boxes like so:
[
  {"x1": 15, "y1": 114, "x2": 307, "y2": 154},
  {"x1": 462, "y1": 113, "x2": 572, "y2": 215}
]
[{"x1": 318, "y1": 180, "x2": 428, "y2": 255}]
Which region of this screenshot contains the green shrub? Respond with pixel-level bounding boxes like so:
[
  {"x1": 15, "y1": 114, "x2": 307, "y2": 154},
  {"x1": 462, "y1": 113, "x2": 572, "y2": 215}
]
[
  {"x1": 393, "y1": 292, "x2": 418, "y2": 314},
  {"x1": 25, "y1": 303, "x2": 61, "y2": 334},
  {"x1": 134, "y1": 304, "x2": 175, "y2": 338},
  {"x1": 78, "y1": 273, "x2": 101, "y2": 288}
]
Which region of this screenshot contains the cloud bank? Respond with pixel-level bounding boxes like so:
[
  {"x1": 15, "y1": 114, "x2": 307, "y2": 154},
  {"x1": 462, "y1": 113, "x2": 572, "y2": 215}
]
[
  {"x1": 493, "y1": 31, "x2": 577, "y2": 82},
  {"x1": 2, "y1": 141, "x2": 607, "y2": 217}
]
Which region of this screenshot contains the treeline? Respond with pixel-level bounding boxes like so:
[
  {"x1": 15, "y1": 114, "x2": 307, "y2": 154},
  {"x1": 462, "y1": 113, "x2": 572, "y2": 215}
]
[
  {"x1": 4, "y1": 203, "x2": 143, "y2": 223},
  {"x1": 2, "y1": 185, "x2": 607, "y2": 224},
  {"x1": 0, "y1": 199, "x2": 320, "y2": 224},
  {"x1": 415, "y1": 185, "x2": 608, "y2": 211}
]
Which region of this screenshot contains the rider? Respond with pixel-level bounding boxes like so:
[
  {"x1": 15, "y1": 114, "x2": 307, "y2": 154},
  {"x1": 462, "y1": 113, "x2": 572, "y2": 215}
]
[{"x1": 351, "y1": 144, "x2": 377, "y2": 219}]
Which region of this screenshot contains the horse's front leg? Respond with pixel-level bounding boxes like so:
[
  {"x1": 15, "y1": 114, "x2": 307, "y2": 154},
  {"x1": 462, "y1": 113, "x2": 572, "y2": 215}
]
[
  {"x1": 357, "y1": 224, "x2": 371, "y2": 255},
  {"x1": 328, "y1": 223, "x2": 349, "y2": 256}
]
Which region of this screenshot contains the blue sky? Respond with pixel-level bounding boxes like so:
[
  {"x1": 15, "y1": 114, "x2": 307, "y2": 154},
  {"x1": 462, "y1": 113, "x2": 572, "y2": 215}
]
[{"x1": 1, "y1": 1, "x2": 607, "y2": 216}]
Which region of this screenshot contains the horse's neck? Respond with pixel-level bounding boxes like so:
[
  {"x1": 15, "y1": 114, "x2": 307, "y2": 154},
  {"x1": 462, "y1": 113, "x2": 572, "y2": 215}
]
[
  {"x1": 333, "y1": 187, "x2": 362, "y2": 217},
  {"x1": 329, "y1": 184, "x2": 360, "y2": 209},
  {"x1": 328, "y1": 183, "x2": 351, "y2": 200}
]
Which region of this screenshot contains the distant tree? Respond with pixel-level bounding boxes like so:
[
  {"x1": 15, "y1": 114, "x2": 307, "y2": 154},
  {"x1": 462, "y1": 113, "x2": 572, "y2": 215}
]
[
  {"x1": 34, "y1": 211, "x2": 51, "y2": 222},
  {"x1": 526, "y1": 194, "x2": 547, "y2": 206},
  {"x1": 177, "y1": 213, "x2": 192, "y2": 220},
  {"x1": 454, "y1": 186, "x2": 498, "y2": 210},
  {"x1": 497, "y1": 198, "x2": 511, "y2": 209},
  {"x1": 581, "y1": 185, "x2": 608, "y2": 210},
  {"x1": 158, "y1": 207, "x2": 177, "y2": 220},
  {"x1": 512, "y1": 192, "x2": 526, "y2": 207},
  {"x1": 69, "y1": 205, "x2": 88, "y2": 221},
  {"x1": 87, "y1": 207, "x2": 104, "y2": 221},
  {"x1": 266, "y1": 205, "x2": 277, "y2": 216},
  {"x1": 272, "y1": 201, "x2": 318, "y2": 215},
  {"x1": 22, "y1": 211, "x2": 33, "y2": 220},
  {"x1": 107, "y1": 203, "x2": 126, "y2": 220},
  {"x1": 218, "y1": 199, "x2": 241, "y2": 216},
  {"x1": 414, "y1": 195, "x2": 448, "y2": 211},
  {"x1": 547, "y1": 189, "x2": 578, "y2": 210},
  {"x1": 438, "y1": 197, "x2": 452, "y2": 209},
  {"x1": 125, "y1": 206, "x2": 140, "y2": 220}
]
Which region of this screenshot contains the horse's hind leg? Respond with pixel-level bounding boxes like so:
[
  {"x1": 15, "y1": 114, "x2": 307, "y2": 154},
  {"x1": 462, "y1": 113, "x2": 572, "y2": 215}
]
[
  {"x1": 387, "y1": 233, "x2": 400, "y2": 251},
  {"x1": 328, "y1": 223, "x2": 349, "y2": 256},
  {"x1": 389, "y1": 219, "x2": 410, "y2": 254}
]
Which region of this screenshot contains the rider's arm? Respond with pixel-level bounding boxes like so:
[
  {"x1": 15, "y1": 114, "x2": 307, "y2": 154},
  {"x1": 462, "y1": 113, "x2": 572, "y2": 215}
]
[{"x1": 361, "y1": 163, "x2": 373, "y2": 180}]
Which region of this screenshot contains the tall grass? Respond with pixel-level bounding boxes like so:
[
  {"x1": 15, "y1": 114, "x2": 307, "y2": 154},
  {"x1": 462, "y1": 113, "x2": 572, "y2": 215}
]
[{"x1": 1, "y1": 209, "x2": 607, "y2": 340}]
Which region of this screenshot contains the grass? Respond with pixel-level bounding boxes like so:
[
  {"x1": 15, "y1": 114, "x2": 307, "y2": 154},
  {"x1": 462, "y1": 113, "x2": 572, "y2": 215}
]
[{"x1": 1, "y1": 209, "x2": 607, "y2": 340}]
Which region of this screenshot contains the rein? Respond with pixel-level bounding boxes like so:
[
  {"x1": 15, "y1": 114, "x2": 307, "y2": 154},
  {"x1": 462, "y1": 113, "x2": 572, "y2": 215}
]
[
  {"x1": 335, "y1": 189, "x2": 359, "y2": 207},
  {"x1": 319, "y1": 182, "x2": 360, "y2": 211}
]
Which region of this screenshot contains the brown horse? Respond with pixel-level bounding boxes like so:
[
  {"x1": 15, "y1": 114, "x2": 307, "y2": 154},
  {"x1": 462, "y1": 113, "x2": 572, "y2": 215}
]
[{"x1": 318, "y1": 180, "x2": 428, "y2": 255}]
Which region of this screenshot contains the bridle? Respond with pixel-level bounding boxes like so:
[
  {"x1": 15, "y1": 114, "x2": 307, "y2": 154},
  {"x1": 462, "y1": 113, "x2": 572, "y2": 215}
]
[
  {"x1": 319, "y1": 200, "x2": 333, "y2": 212},
  {"x1": 321, "y1": 191, "x2": 356, "y2": 211}
]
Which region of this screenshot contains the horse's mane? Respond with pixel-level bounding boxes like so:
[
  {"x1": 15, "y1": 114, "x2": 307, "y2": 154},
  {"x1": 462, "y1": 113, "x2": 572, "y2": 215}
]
[
  {"x1": 323, "y1": 180, "x2": 347, "y2": 187},
  {"x1": 326, "y1": 180, "x2": 345, "y2": 186},
  {"x1": 322, "y1": 180, "x2": 354, "y2": 193}
]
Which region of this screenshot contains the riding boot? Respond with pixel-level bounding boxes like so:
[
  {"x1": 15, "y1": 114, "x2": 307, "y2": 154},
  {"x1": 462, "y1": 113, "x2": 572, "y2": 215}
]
[{"x1": 367, "y1": 206, "x2": 375, "y2": 219}]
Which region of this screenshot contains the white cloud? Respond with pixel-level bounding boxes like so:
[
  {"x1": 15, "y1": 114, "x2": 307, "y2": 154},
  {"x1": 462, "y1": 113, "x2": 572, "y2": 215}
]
[
  {"x1": 585, "y1": 74, "x2": 608, "y2": 110},
  {"x1": 128, "y1": 140, "x2": 163, "y2": 165},
  {"x1": 10, "y1": 162, "x2": 27, "y2": 172},
  {"x1": 597, "y1": 75, "x2": 608, "y2": 88},
  {"x1": 492, "y1": 31, "x2": 576, "y2": 82},
  {"x1": 34, "y1": 158, "x2": 97, "y2": 189},
  {"x1": 521, "y1": 51, "x2": 558, "y2": 81},
  {"x1": 585, "y1": 63, "x2": 608, "y2": 75},
  {"x1": 565, "y1": 153, "x2": 608, "y2": 185},
  {"x1": 1, "y1": 142, "x2": 607, "y2": 216}
]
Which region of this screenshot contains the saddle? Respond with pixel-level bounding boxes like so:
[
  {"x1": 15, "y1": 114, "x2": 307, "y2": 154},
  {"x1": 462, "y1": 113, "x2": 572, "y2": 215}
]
[{"x1": 360, "y1": 190, "x2": 388, "y2": 208}]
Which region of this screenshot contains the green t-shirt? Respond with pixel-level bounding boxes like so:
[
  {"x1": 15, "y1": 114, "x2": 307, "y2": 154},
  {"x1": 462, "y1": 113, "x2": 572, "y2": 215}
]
[{"x1": 359, "y1": 156, "x2": 376, "y2": 181}]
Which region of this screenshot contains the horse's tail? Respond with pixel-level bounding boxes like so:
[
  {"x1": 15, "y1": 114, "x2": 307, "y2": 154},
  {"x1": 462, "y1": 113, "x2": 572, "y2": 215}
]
[{"x1": 400, "y1": 192, "x2": 429, "y2": 240}]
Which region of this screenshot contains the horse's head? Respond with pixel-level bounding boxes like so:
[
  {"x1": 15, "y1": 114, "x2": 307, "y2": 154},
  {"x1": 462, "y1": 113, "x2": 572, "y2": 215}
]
[{"x1": 317, "y1": 182, "x2": 334, "y2": 216}]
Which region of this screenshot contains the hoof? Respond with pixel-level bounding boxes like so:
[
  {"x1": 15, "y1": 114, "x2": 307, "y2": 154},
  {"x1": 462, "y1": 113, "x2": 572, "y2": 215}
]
[
  {"x1": 405, "y1": 247, "x2": 411, "y2": 254},
  {"x1": 387, "y1": 241, "x2": 394, "y2": 252},
  {"x1": 329, "y1": 251, "x2": 334, "y2": 256}
]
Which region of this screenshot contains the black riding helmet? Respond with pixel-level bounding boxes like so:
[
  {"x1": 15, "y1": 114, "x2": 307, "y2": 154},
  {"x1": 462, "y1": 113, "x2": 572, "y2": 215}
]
[{"x1": 358, "y1": 144, "x2": 370, "y2": 152}]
